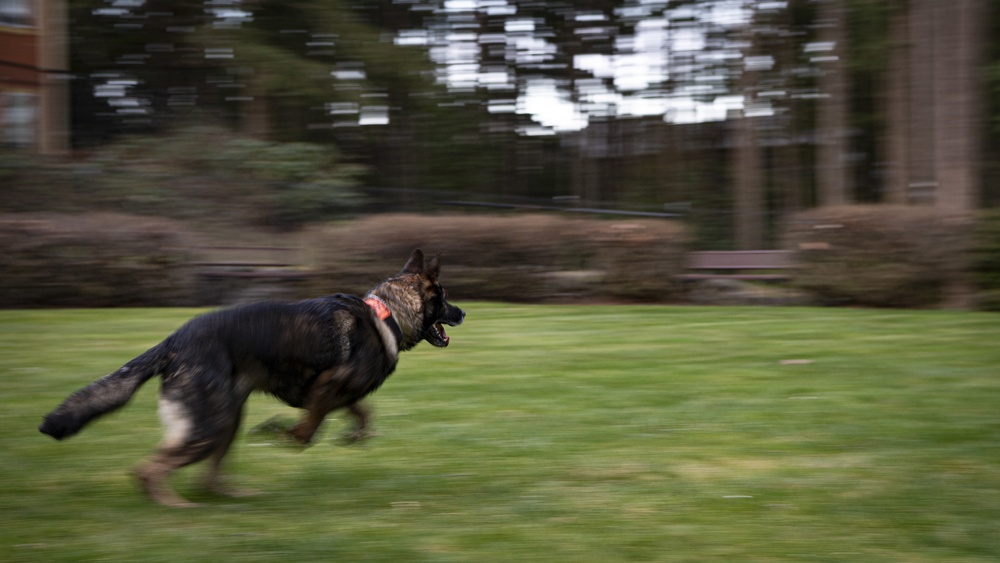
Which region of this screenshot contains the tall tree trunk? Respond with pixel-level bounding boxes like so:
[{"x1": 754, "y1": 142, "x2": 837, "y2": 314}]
[
  {"x1": 732, "y1": 21, "x2": 765, "y2": 250},
  {"x1": 932, "y1": 0, "x2": 982, "y2": 212},
  {"x1": 906, "y1": 0, "x2": 938, "y2": 203},
  {"x1": 37, "y1": 0, "x2": 70, "y2": 155},
  {"x1": 777, "y1": 0, "x2": 804, "y2": 213},
  {"x1": 733, "y1": 114, "x2": 764, "y2": 249},
  {"x1": 239, "y1": 93, "x2": 271, "y2": 140},
  {"x1": 884, "y1": 4, "x2": 910, "y2": 204},
  {"x1": 816, "y1": 0, "x2": 850, "y2": 206}
]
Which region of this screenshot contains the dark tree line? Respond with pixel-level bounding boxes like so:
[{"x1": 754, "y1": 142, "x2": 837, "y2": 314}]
[{"x1": 66, "y1": 0, "x2": 997, "y2": 247}]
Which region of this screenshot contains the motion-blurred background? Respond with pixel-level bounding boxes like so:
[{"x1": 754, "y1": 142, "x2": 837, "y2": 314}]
[{"x1": 1, "y1": 0, "x2": 998, "y2": 309}]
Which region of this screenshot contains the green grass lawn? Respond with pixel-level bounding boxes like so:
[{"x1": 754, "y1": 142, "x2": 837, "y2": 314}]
[{"x1": 2, "y1": 304, "x2": 999, "y2": 562}]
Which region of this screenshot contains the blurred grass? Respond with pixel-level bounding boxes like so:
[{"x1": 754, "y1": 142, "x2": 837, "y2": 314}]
[{"x1": 2, "y1": 305, "x2": 999, "y2": 562}]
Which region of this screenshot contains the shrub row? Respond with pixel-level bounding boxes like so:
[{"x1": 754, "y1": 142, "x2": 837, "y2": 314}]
[
  {"x1": 0, "y1": 214, "x2": 195, "y2": 308},
  {"x1": 0, "y1": 212, "x2": 691, "y2": 307},
  {"x1": 1, "y1": 127, "x2": 365, "y2": 230},
  {"x1": 783, "y1": 205, "x2": 972, "y2": 308},
  {"x1": 303, "y1": 214, "x2": 690, "y2": 302},
  {"x1": 1, "y1": 208, "x2": 995, "y2": 309},
  {"x1": 970, "y1": 210, "x2": 1000, "y2": 311}
]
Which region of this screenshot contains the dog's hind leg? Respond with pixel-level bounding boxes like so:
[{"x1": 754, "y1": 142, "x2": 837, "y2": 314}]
[
  {"x1": 136, "y1": 366, "x2": 244, "y2": 507},
  {"x1": 137, "y1": 406, "x2": 247, "y2": 507},
  {"x1": 134, "y1": 397, "x2": 215, "y2": 508},
  {"x1": 136, "y1": 443, "x2": 211, "y2": 508},
  {"x1": 202, "y1": 406, "x2": 260, "y2": 498}
]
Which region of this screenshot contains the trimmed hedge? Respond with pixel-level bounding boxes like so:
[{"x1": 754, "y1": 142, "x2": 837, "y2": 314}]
[
  {"x1": 0, "y1": 213, "x2": 194, "y2": 308},
  {"x1": 783, "y1": 205, "x2": 970, "y2": 308},
  {"x1": 303, "y1": 214, "x2": 690, "y2": 302},
  {"x1": 1, "y1": 127, "x2": 365, "y2": 230},
  {"x1": 971, "y1": 210, "x2": 1000, "y2": 311},
  {"x1": 10, "y1": 208, "x2": 989, "y2": 309}
]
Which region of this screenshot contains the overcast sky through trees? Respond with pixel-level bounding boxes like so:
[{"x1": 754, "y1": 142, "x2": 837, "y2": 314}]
[{"x1": 394, "y1": 0, "x2": 794, "y2": 134}]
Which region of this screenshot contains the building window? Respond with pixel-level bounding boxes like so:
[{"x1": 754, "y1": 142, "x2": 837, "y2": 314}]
[
  {"x1": 0, "y1": 0, "x2": 34, "y2": 28},
  {"x1": 1, "y1": 92, "x2": 37, "y2": 147}
]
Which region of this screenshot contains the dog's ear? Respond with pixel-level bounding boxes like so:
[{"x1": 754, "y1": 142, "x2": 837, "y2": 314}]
[
  {"x1": 425, "y1": 253, "x2": 440, "y2": 283},
  {"x1": 402, "y1": 248, "x2": 424, "y2": 275}
]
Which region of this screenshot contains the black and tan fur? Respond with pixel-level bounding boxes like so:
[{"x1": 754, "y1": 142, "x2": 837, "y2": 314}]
[{"x1": 39, "y1": 249, "x2": 465, "y2": 507}]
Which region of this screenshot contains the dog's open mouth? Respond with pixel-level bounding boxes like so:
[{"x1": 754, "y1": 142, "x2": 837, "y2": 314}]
[
  {"x1": 426, "y1": 305, "x2": 464, "y2": 348},
  {"x1": 427, "y1": 314, "x2": 464, "y2": 347},
  {"x1": 427, "y1": 322, "x2": 450, "y2": 347}
]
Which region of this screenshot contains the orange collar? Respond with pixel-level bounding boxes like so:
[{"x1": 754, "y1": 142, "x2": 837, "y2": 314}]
[
  {"x1": 364, "y1": 293, "x2": 403, "y2": 347},
  {"x1": 364, "y1": 295, "x2": 392, "y2": 321}
]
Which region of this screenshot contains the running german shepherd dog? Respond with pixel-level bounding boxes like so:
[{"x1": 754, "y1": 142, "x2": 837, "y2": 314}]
[{"x1": 39, "y1": 249, "x2": 465, "y2": 507}]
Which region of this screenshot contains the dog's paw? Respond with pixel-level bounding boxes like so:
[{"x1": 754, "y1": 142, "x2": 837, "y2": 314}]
[
  {"x1": 247, "y1": 416, "x2": 308, "y2": 448},
  {"x1": 249, "y1": 415, "x2": 295, "y2": 436},
  {"x1": 339, "y1": 428, "x2": 380, "y2": 446}
]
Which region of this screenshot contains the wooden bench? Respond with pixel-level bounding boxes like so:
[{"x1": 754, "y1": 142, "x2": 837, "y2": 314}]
[
  {"x1": 194, "y1": 246, "x2": 310, "y2": 279},
  {"x1": 679, "y1": 250, "x2": 794, "y2": 282},
  {"x1": 193, "y1": 246, "x2": 315, "y2": 304}
]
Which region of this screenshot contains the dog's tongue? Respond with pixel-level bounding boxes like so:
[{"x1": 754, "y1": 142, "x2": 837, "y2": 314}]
[{"x1": 436, "y1": 323, "x2": 449, "y2": 343}]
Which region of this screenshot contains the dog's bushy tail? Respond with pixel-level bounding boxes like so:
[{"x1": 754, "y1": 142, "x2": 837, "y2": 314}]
[{"x1": 39, "y1": 341, "x2": 171, "y2": 440}]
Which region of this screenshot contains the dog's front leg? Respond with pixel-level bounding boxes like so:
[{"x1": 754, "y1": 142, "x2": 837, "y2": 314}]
[
  {"x1": 344, "y1": 402, "x2": 372, "y2": 442},
  {"x1": 288, "y1": 366, "x2": 348, "y2": 445},
  {"x1": 288, "y1": 412, "x2": 323, "y2": 445}
]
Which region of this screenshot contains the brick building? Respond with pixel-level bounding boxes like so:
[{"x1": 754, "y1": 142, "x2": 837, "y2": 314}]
[{"x1": 0, "y1": 0, "x2": 68, "y2": 154}]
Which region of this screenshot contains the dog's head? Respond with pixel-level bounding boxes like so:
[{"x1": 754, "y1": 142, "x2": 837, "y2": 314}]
[
  {"x1": 400, "y1": 249, "x2": 465, "y2": 348},
  {"x1": 370, "y1": 249, "x2": 465, "y2": 351}
]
